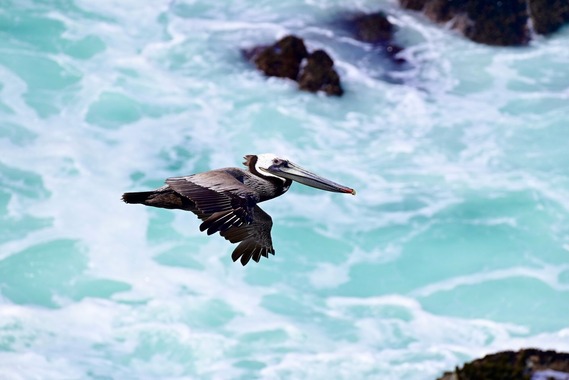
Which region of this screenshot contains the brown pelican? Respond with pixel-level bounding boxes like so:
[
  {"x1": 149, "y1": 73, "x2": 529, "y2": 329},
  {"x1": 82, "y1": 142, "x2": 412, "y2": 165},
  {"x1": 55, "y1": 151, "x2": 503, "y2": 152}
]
[{"x1": 122, "y1": 154, "x2": 356, "y2": 265}]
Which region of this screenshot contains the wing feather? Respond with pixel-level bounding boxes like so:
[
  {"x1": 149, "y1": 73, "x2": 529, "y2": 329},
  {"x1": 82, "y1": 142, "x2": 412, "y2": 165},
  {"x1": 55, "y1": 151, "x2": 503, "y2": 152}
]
[
  {"x1": 166, "y1": 170, "x2": 259, "y2": 232},
  {"x1": 221, "y1": 205, "x2": 275, "y2": 266}
]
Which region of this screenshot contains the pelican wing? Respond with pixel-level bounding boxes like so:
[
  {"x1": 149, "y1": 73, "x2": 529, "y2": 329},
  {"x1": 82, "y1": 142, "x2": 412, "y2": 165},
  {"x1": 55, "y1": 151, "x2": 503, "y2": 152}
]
[
  {"x1": 220, "y1": 205, "x2": 275, "y2": 266},
  {"x1": 165, "y1": 170, "x2": 259, "y2": 234}
]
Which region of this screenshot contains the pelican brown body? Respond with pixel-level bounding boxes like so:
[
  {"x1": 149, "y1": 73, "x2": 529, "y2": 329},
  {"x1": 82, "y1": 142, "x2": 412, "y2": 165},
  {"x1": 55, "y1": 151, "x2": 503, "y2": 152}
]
[{"x1": 122, "y1": 154, "x2": 355, "y2": 265}]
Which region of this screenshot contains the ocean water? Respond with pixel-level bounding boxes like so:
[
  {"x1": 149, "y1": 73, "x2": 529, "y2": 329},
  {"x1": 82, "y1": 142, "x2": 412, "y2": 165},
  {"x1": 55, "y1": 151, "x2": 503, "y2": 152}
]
[{"x1": 1, "y1": 0, "x2": 569, "y2": 379}]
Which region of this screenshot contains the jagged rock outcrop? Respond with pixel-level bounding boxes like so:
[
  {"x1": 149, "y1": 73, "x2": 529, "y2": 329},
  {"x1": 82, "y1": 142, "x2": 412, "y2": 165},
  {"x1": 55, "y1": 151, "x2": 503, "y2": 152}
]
[
  {"x1": 400, "y1": 0, "x2": 569, "y2": 46},
  {"x1": 249, "y1": 35, "x2": 308, "y2": 80},
  {"x1": 438, "y1": 349, "x2": 569, "y2": 380},
  {"x1": 245, "y1": 35, "x2": 343, "y2": 96},
  {"x1": 298, "y1": 50, "x2": 343, "y2": 96}
]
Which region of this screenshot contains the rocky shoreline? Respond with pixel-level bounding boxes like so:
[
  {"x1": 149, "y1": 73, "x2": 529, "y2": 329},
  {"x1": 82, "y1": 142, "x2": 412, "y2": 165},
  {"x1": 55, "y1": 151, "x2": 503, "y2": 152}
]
[
  {"x1": 401, "y1": 0, "x2": 569, "y2": 46},
  {"x1": 244, "y1": 0, "x2": 568, "y2": 95},
  {"x1": 438, "y1": 349, "x2": 569, "y2": 380}
]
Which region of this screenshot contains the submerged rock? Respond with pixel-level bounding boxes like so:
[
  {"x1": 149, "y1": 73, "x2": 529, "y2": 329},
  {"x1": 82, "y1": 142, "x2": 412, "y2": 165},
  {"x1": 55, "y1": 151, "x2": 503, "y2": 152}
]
[
  {"x1": 400, "y1": 0, "x2": 569, "y2": 45},
  {"x1": 438, "y1": 349, "x2": 569, "y2": 380},
  {"x1": 341, "y1": 11, "x2": 407, "y2": 65},
  {"x1": 352, "y1": 12, "x2": 394, "y2": 43},
  {"x1": 245, "y1": 35, "x2": 343, "y2": 96}
]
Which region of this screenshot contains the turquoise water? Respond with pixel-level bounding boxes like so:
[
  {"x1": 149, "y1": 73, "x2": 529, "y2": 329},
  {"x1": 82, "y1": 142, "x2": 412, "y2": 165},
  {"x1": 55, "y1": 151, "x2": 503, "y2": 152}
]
[{"x1": 1, "y1": 1, "x2": 569, "y2": 379}]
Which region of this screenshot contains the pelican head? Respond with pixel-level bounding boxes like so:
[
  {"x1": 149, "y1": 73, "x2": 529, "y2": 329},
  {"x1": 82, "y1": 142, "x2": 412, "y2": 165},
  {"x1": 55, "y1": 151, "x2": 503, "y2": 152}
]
[{"x1": 246, "y1": 153, "x2": 356, "y2": 195}]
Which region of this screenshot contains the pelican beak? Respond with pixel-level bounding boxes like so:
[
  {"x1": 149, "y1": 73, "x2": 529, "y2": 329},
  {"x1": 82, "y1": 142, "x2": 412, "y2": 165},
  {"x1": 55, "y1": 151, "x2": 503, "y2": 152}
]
[{"x1": 266, "y1": 161, "x2": 356, "y2": 195}]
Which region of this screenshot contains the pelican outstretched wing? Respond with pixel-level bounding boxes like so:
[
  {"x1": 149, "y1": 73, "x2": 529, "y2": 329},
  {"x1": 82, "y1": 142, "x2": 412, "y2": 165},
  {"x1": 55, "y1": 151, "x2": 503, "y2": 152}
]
[
  {"x1": 166, "y1": 169, "x2": 259, "y2": 234},
  {"x1": 123, "y1": 169, "x2": 276, "y2": 265},
  {"x1": 220, "y1": 205, "x2": 275, "y2": 266}
]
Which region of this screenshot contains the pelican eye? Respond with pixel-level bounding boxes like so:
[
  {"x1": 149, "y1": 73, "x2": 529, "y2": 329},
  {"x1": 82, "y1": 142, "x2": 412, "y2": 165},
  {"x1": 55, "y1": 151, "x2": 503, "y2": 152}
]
[{"x1": 272, "y1": 158, "x2": 282, "y2": 165}]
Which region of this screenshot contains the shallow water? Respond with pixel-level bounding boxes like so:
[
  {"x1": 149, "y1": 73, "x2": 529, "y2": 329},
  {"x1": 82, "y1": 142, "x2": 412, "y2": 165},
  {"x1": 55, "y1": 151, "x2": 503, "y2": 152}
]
[{"x1": 1, "y1": 1, "x2": 569, "y2": 379}]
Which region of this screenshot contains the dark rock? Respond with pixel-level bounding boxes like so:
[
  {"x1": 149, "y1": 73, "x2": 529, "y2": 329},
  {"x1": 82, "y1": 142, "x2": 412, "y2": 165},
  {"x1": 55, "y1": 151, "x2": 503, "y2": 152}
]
[
  {"x1": 529, "y1": 0, "x2": 569, "y2": 35},
  {"x1": 250, "y1": 35, "x2": 308, "y2": 80},
  {"x1": 400, "y1": 0, "x2": 529, "y2": 46},
  {"x1": 438, "y1": 349, "x2": 569, "y2": 380},
  {"x1": 245, "y1": 36, "x2": 343, "y2": 96},
  {"x1": 298, "y1": 50, "x2": 343, "y2": 96},
  {"x1": 400, "y1": 0, "x2": 427, "y2": 11},
  {"x1": 458, "y1": 0, "x2": 529, "y2": 46},
  {"x1": 400, "y1": 0, "x2": 569, "y2": 45},
  {"x1": 241, "y1": 45, "x2": 266, "y2": 62},
  {"x1": 420, "y1": 0, "x2": 458, "y2": 23},
  {"x1": 352, "y1": 12, "x2": 394, "y2": 43},
  {"x1": 340, "y1": 11, "x2": 407, "y2": 65}
]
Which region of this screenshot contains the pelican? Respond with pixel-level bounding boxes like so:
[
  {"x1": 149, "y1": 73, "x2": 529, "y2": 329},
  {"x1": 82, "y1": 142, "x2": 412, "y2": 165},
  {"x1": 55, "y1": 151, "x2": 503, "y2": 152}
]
[{"x1": 122, "y1": 154, "x2": 356, "y2": 265}]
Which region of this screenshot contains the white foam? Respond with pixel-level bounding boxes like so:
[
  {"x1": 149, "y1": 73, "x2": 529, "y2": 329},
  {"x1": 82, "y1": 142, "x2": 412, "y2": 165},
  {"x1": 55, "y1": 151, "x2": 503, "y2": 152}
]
[{"x1": 411, "y1": 262, "x2": 569, "y2": 298}]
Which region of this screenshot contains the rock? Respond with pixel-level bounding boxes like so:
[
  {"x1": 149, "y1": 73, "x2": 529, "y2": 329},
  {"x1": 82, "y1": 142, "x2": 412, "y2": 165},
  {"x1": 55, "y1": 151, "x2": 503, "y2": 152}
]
[
  {"x1": 400, "y1": 0, "x2": 569, "y2": 45},
  {"x1": 352, "y1": 12, "x2": 394, "y2": 43},
  {"x1": 399, "y1": 0, "x2": 427, "y2": 11},
  {"x1": 529, "y1": 0, "x2": 569, "y2": 35},
  {"x1": 458, "y1": 0, "x2": 529, "y2": 46},
  {"x1": 298, "y1": 50, "x2": 343, "y2": 96},
  {"x1": 408, "y1": 0, "x2": 530, "y2": 45},
  {"x1": 245, "y1": 35, "x2": 343, "y2": 96},
  {"x1": 438, "y1": 349, "x2": 569, "y2": 380},
  {"x1": 250, "y1": 35, "x2": 308, "y2": 80},
  {"x1": 341, "y1": 11, "x2": 407, "y2": 65}
]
